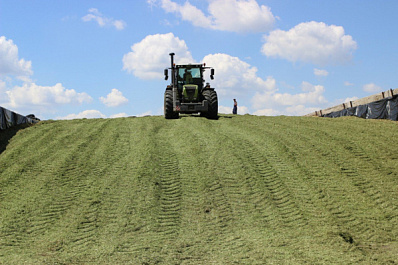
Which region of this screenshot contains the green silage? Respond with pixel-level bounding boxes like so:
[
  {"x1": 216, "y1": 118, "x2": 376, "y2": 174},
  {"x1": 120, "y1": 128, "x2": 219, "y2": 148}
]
[{"x1": 0, "y1": 115, "x2": 397, "y2": 264}]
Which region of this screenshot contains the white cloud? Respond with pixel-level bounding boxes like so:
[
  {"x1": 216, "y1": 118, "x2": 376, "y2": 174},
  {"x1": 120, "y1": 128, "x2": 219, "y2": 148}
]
[
  {"x1": 109, "y1": 112, "x2": 129, "y2": 118},
  {"x1": 5, "y1": 82, "x2": 92, "y2": 110},
  {"x1": 314, "y1": 68, "x2": 329, "y2": 77},
  {"x1": 157, "y1": 0, "x2": 275, "y2": 33},
  {"x1": 82, "y1": 8, "x2": 126, "y2": 30},
  {"x1": 343, "y1": 96, "x2": 359, "y2": 103},
  {"x1": 363, "y1": 83, "x2": 382, "y2": 93},
  {"x1": 285, "y1": 105, "x2": 320, "y2": 116},
  {"x1": 123, "y1": 33, "x2": 193, "y2": 79},
  {"x1": 59, "y1": 110, "x2": 106, "y2": 120},
  {"x1": 0, "y1": 36, "x2": 33, "y2": 77},
  {"x1": 160, "y1": 0, "x2": 213, "y2": 28},
  {"x1": 253, "y1": 108, "x2": 281, "y2": 116},
  {"x1": 208, "y1": 0, "x2": 275, "y2": 32},
  {"x1": 59, "y1": 111, "x2": 131, "y2": 120},
  {"x1": 100, "y1": 88, "x2": 128, "y2": 107},
  {"x1": 218, "y1": 105, "x2": 233, "y2": 114},
  {"x1": 252, "y1": 81, "x2": 328, "y2": 115},
  {"x1": 344, "y1": 81, "x2": 354, "y2": 86},
  {"x1": 202, "y1": 53, "x2": 276, "y2": 96},
  {"x1": 218, "y1": 104, "x2": 249, "y2": 115},
  {"x1": 137, "y1": 111, "x2": 152, "y2": 117},
  {"x1": 123, "y1": 35, "x2": 273, "y2": 94},
  {"x1": 262, "y1": 21, "x2": 357, "y2": 65}
]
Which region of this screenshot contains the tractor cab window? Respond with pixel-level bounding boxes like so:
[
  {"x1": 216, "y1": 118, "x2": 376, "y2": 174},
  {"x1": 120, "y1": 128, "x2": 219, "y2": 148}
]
[{"x1": 178, "y1": 68, "x2": 201, "y2": 85}]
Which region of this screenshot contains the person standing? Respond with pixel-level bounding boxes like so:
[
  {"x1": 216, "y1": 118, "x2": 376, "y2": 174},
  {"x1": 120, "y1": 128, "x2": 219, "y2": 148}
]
[{"x1": 233, "y1": 99, "x2": 238, "y2": 114}]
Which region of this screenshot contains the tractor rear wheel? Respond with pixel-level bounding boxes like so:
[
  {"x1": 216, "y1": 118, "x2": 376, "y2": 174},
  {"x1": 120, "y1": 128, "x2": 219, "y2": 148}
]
[
  {"x1": 202, "y1": 90, "x2": 218, "y2": 119},
  {"x1": 164, "y1": 90, "x2": 179, "y2": 119}
]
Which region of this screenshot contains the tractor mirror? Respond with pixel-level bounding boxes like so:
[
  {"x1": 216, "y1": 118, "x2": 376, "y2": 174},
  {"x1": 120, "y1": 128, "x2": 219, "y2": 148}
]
[
  {"x1": 210, "y1": 69, "x2": 215, "y2": 80},
  {"x1": 164, "y1": 69, "x2": 168, "y2": 80}
]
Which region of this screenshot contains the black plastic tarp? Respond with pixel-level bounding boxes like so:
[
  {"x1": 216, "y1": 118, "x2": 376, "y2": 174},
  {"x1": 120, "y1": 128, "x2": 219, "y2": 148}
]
[
  {"x1": 0, "y1": 106, "x2": 37, "y2": 130},
  {"x1": 0, "y1": 107, "x2": 5, "y2": 130},
  {"x1": 355, "y1": 104, "x2": 368, "y2": 119},
  {"x1": 322, "y1": 95, "x2": 398, "y2": 121},
  {"x1": 366, "y1": 98, "x2": 389, "y2": 119},
  {"x1": 387, "y1": 96, "x2": 398, "y2": 121}
]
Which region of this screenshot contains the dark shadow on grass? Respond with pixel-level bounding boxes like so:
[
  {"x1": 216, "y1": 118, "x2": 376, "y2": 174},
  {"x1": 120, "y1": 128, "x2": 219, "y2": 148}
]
[{"x1": 0, "y1": 124, "x2": 30, "y2": 155}]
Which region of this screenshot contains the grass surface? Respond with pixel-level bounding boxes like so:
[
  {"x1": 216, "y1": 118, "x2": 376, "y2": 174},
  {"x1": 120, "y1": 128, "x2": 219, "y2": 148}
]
[{"x1": 0, "y1": 115, "x2": 398, "y2": 264}]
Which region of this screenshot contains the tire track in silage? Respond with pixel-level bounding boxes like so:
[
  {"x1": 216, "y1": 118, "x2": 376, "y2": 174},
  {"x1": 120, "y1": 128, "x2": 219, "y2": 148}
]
[
  {"x1": 219, "y1": 124, "x2": 307, "y2": 229},
  {"x1": 154, "y1": 136, "x2": 182, "y2": 238},
  {"x1": 177, "y1": 120, "x2": 252, "y2": 260},
  {"x1": 240, "y1": 139, "x2": 307, "y2": 228},
  {"x1": 0, "y1": 121, "x2": 112, "y2": 253},
  {"x1": 310, "y1": 129, "x2": 398, "y2": 242},
  {"x1": 264, "y1": 120, "x2": 381, "y2": 246},
  {"x1": 27, "y1": 120, "x2": 112, "y2": 255}
]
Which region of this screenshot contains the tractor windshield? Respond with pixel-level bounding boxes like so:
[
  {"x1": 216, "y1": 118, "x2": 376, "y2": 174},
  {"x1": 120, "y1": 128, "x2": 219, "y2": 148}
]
[
  {"x1": 178, "y1": 68, "x2": 201, "y2": 79},
  {"x1": 176, "y1": 67, "x2": 203, "y2": 90}
]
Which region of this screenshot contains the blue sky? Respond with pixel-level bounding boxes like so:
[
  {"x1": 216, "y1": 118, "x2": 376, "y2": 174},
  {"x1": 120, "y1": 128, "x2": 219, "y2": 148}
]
[{"x1": 1, "y1": 0, "x2": 397, "y2": 119}]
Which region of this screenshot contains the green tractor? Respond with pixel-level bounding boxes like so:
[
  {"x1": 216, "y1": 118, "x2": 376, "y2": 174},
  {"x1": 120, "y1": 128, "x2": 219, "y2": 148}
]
[{"x1": 164, "y1": 53, "x2": 218, "y2": 119}]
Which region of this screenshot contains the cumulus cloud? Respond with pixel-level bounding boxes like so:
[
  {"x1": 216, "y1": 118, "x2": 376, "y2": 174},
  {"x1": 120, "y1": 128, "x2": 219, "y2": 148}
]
[
  {"x1": 0, "y1": 36, "x2": 33, "y2": 77},
  {"x1": 109, "y1": 112, "x2": 128, "y2": 118},
  {"x1": 202, "y1": 53, "x2": 276, "y2": 96},
  {"x1": 314, "y1": 68, "x2": 329, "y2": 77},
  {"x1": 100, "y1": 88, "x2": 128, "y2": 107},
  {"x1": 59, "y1": 110, "x2": 107, "y2": 120},
  {"x1": 253, "y1": 108, "x2": 281, "y2": 116},
  {"x1": 219, "y1": 104, "x2": 249, "y2": 115},
  {"x1": 156, "y1": 0, "x2": 275, "y2": 33},
  {"x1": 82, "y1": 8, "x2": 126, "y2": 30},
  {"x1": 343, "y1": 96, "x2": 359, "y2": 103},
  {"x1": 252, "y1": 81, "x2": 328, "y2": 115},
  {"x1": 123, "y1": 33, "x2": 193, "y2": 79},
  {"x1": 59, "y1": 111, "x2": 131, "y2": 120},
  {"x1": 5, "y1": 82, "x2": 92, "y2": 109},
  {"x1": 363, "y1": 83, "x2": 382, "y2": 93},
  {"x1": 262, "y1": 21, "x2": 357, "y2": 65},
  {"x1": 137, "y1": 111, "x2": 153, "y2": 117},
  {"x1": 160, "y1": 0, "x2": 213, "y2": 28}
]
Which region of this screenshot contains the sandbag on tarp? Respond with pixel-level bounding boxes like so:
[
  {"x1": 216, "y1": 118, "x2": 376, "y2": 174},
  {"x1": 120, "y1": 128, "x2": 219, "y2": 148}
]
[{"x1": 366, "y1": 98, "x2": 389, "y2": 119}]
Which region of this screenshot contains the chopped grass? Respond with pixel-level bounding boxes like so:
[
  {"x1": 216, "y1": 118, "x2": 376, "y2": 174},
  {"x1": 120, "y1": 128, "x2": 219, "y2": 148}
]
[{"x1": 0, "y1": 115, "x2": 398, "y2": 264}]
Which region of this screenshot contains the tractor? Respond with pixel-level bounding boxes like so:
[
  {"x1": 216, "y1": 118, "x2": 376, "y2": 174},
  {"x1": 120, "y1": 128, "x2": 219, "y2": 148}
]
[{"x1": 164, "y1": 53, "x2": 218, "y2": 119}]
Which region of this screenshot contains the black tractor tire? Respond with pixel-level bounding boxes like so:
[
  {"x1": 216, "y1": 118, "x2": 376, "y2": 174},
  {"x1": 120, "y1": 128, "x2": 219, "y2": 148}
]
[
  {"x1": 164, "y1": 90, "x2": 179, "y2": 119},
  {"x1": 202, "y1": 90, "x2": 218, "y2": 119}
]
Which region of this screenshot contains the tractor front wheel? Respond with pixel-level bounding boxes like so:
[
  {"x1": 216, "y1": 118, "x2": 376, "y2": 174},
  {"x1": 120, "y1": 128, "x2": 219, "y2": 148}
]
[
  {"x1": 202, "y1": 90, "x2": 218, "y2": 119},
  {"x1": 164, "y1": 90, "x2": 179, "y2": 119}
]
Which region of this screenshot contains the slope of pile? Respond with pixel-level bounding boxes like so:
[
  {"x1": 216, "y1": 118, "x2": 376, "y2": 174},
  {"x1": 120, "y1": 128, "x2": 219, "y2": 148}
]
[{"x1": 0, "y1": 115, "x2": 397, "y2": 264}]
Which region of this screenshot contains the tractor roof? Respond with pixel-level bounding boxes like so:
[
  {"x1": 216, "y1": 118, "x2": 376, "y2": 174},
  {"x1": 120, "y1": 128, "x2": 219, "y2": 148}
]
[{"x1": 175, "y1": 64, "x2": 204, "y2": 68}]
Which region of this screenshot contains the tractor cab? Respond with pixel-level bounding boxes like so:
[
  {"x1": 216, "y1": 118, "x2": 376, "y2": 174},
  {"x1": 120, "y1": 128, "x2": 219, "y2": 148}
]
[{"x1": 176, "y1": 65, "x2": 203, "y2": 102}]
